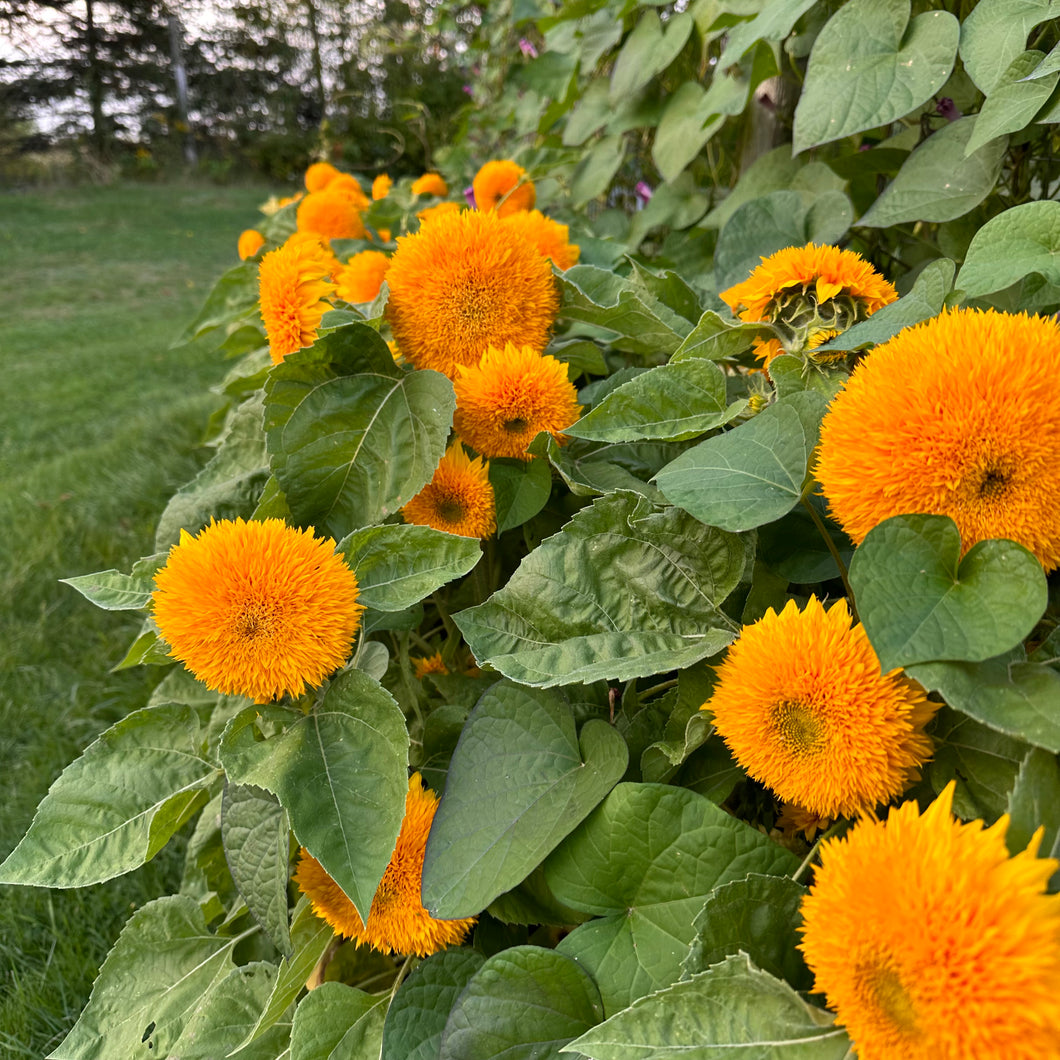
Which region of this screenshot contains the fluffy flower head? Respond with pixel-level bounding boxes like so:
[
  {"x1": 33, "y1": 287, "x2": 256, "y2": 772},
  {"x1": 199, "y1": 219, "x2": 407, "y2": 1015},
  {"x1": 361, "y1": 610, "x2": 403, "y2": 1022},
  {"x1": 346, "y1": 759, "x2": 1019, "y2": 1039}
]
[
  {"x1": 258, "y1": 238, "x2": 336, "y2": 363},
  {"x1": 472, "y1": 159, "x2": 536, "y2": 217},
  {"x1": 152, "y1": 518, "x2": 363, "y2": 702},
  {"x1": 800, "y1": 783, "x2": 1060, "y2": 1059},
  {"x1": 372, "y1": 173, "x2": 392, "y2": 200},
  {"x1": 305, "y1": 160, "x2": 341, "y2": 192},
  {"x1": 412, "y1": 652, "x2": 449, "y2": 679},
  {"x1": 334, "y1": 249, "x2": 390, "y2": 304},
  {"x1": 703, "y1": 596, "x2": 936, "y2": 818},
  {"x1": 502, "y1": 210, "x2": 580, "y2": 271},
  {"x1": 412, "y1": 172, "x2": 449, "y2": 197},
  {"x1": 402, "y1": 443, "x2": 496, "y2": 539},
  {"x1": 454, "y1": 343, "x2": 582, "y2": 460},
  {"x1": 295, "y1": 774, "x2": 477, "y2": 957},
  {"x1": 385, "y1": 209, "x2": 559, "y2": 378},
  {"x1": 721, "y1": 243, "x2": 897, "y2": 368},
  {"x1": 817, "y1": 308, "x2": 1060, "y2": 570},
  {"x1": 237, "y1": 229, "x2": 265, "y2": 260},
  {"x1": 326, "y1": 173, "x2": 371, "y2": 211},
  {"x1": 296, "y1": 189, "x2": 367, "y2": 241},
  {"x1": 416, "y1": 201, "x2": 462, "y2": 226}
]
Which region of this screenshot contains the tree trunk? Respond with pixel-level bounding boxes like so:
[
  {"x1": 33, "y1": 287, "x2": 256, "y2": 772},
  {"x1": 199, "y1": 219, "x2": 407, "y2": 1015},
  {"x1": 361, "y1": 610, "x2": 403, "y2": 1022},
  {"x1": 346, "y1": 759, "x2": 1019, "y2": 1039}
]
[{"x1": 84, "y1": 0, "x2": 107, "y2": 158}]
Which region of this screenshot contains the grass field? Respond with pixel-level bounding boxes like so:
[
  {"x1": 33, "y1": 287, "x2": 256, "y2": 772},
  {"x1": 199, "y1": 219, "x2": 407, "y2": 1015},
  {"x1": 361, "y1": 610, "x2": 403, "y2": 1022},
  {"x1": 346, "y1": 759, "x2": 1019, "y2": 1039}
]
[{"x1": 0, "y1": 180, "x2": 268, "y2": 1055}]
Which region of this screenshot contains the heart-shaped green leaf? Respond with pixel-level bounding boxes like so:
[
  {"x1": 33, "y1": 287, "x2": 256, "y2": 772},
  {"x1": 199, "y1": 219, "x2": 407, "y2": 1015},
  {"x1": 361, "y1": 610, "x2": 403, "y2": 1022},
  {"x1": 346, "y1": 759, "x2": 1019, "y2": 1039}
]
[
  {"x1": 793, "y1": 0, "x2": 958, "y2": 153},
  {"x1": 290, "y1": 982, "x2": 385, "y2": 1060},
  {"x1": 956, "y1": 200, "x2": 1060, "y2": 297},
  {"x1": 849, "y1": 514, "x2": 1047, "y2": 672},
  {"x1": 959, "y1": 0, "x2": 1060, "y2": 94},
  {"x1": 421, "y1": 681, "x2": 627, "y2": 918}
]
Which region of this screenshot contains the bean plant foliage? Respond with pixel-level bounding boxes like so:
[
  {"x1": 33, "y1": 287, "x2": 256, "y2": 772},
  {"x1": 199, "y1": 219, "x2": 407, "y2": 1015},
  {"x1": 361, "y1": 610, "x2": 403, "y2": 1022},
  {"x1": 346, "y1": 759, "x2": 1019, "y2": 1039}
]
[{"x1": 6, "y1": 0, "x2": 1060, "y2": 1057}]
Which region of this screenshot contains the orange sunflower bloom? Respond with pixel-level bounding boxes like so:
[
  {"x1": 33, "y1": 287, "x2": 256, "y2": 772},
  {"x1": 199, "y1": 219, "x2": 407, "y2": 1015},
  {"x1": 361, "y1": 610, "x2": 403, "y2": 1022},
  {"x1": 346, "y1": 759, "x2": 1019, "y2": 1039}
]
[
  {"x1": 334, "y1": 250, "x2": 391, "y2": 304},
  {"x1": 412, "y1": 172, "x2": 449, "y2": 197},
  {"x1": 237, "y1": 229, "x2": 265, "y2": 260},
  {"x1": 416, "y1": 201, "x2": 462, "y2": 226},
  {"x1": 385, "y1": 209, "x2": 559, "y2": 378},
  {"x1": 305, "y1": 160, "x2": 341, "y2": 192},
  {"x1": 401, "y1": 443, "x2": 496, "y2": 539},
  {"x1": 817, "y1": 308, "x2": 1060, "y2": 570},
  {"x1": 472, "y1": 159, "x2": 536, "y2": 216},
  {"x1": 296, "y1": 189, "x2": 367, "y2": 241},
  {"x1": 295, "y1": 774, "x2": 477, "y2": 957},
  {"x1": 327, "y1": 173, "x2": 372, "y2": 212},
  {"x1": 454, "y1": 343, "x2": 582, "y2": 460},
  {"x1": 412, "y1": 651, "x2": 449, "y2": 679},
  {"x1": 800, "y1": 783, "x2": 1060, "y2": 1059},
  {"x1": 372, "y1": 173, "x2": 392, "y2": 200},
  {"x1": 702, "y1": 596, "x2": 936, "y2": 819},
  {"x1": 721, "y1": 243, "x2": 897, "y2": 369},
  {"x1": 152, "y1": 518, "x2": 363, "y2": 702},
  {"x1": 502, "y1": 210, "x2": 580, "y2": 271},
  {"x1": 258, "y1": 238, "x2": 336, "y2": 364}
]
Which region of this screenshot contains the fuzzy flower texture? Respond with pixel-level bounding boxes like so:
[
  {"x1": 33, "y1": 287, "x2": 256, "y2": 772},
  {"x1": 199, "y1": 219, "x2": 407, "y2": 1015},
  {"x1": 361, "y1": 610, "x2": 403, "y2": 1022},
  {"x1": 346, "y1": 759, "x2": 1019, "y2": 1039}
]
[
  {"x1": 801, "y1": 782, "x2": 1060, "y2": 1058},
  {"x1": 295, "y1": 774, "x2": 477, "y2": 957},
  {"x1": 152, "y1": 517, "x2": 363, "y2": 702}
]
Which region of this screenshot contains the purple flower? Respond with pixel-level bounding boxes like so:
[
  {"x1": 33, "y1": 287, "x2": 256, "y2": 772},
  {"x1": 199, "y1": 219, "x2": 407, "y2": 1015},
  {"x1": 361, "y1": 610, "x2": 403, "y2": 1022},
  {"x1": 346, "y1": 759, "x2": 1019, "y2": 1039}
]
[
  {"x1": 464, "y1": 186, "x2": 477, "y2": 209},
  {"x1": 462, "y1": 84, "x2": 473, "y2": 95},
  {"x1": 936, "y1": 97, "x2": 961, "y2": 121},
  {"x1": 634, "y1": 181, "x2": 653, "y2": 206},
  {"x1": 518, "y1": 38, "x2": 538, "y2": 58}
]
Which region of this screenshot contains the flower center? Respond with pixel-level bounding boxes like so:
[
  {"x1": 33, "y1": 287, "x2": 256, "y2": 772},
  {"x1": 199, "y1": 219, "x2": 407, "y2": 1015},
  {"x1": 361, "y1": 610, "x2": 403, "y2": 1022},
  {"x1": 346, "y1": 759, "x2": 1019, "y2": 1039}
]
[
  {"x1": 503, "y1": 416, "x2": 529, "y2": 434},
  {"x1": 975, "y1": 463, "x2": 1010, "y2": 500},
  {"x1": 861, "y1": 961, "x2": 918, "y2": 1037},
  {"x1": 234, "y1": 601, "x2": 273, "y2": 641},
  {"x1": 769, "y1": 699, "x2": 827, "y2": 754},
  {"x1": 436, "y1": 495, "x2": 467, "y2": 524},
  {"x1": 455, "y1": 280, "x2": 499, "y2": 325}
]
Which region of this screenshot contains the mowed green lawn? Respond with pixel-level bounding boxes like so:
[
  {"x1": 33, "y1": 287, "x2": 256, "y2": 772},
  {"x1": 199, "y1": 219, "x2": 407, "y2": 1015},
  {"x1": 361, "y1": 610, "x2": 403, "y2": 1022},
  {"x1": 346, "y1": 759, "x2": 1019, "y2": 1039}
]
[{"x1": 0, "y1": 180, "x2": 268, "y2": 1055}]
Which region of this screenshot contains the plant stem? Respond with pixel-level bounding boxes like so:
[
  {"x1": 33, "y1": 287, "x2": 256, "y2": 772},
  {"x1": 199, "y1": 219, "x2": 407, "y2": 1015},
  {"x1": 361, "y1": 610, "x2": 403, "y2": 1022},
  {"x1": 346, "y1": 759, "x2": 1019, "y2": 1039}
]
[
  {"x1": 799, "y1": 492, "x2": 857, "y2": 621},
  {"x1": 791, "y1": 820, "x2": 845, "y2": 883}
]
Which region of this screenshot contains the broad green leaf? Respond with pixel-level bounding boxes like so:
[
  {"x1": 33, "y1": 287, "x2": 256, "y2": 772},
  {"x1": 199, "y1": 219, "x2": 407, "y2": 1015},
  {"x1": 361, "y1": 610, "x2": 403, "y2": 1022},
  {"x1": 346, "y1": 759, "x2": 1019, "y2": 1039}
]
[
  {"x1": 154, "y1": 394, "x2": 270, "y2": 548},
  {"x1": 291, "y1": 982, "x2": 386, "y2": 1060},
  {"x1": 716, "y1": 0, "x2": 817, "y2": 67},
  {"x1": 536, "y1": 435, "x2": 673, "y2": 502},
  {"x1": 564, "y1": 81, "x2": 612, "y2": 146},
  {"x1": 683, "y1": 875, "x2": 812, "y2": 992},
  {"x1": 488, "y1": 864, "x2": 595, "y2": 927},
  {"x1": 453, "y1": 492, "x2": 743, "y2": 687},
  {"x1": 568, "y1": 359, "x2": 743, "y2": 443},
  {"x1": 793, "y1": 0, "x2": 958, "y2": 153},
  {"x1": 955, "y1": 201, "x2": 1060, "y2": 297},
  {"x1": 928, "y1": 706, "x2": 1028, "y2": 821},
  {"x1": 49, "y1": 896, "x2": 250, "y2": 1060},
  {"x1": 570, "y1": 135, "x2": 627, "y2": 207},
  {"x1": 547, "y1": 783, "x2": 800, "y2": 1014},
  {"x1": 219, "y1": 669, "x2": 409, "y2": 921},
  {"x1": 965, "y1": 51, "x2": 1059, "y2": 156},
  {"x1": 653, "y1": 82, "x2": 727, "y2": 184},
  {"x1": 1007, "y1": 748, "x2": 1060, "y2": 862},
  {"x1": 557, "y1": 266, "x2": 691, "y2": 356},
  {"x1": 1025, "y1": 41, "x2": 1060, "y2": 79},
  {"x1": 628, "y1": 261, "x2": 703, "y2": 326},
  {"x1": 265, "y1": 345, "x2": 454, "y2": 540},
  {"x1": 491, "y1": 456, "x2": 554, "y2": 534},
  {"x1": 713, "y1": 191, "x2": 852, "y2": 291},
  {"x1": 702, "y1": 146, "x2": 802, "y2": 230},
  {"x1": 236, "y1": 897, "x2": 334, "y2": 1049},
  {"x1": 959, "y1": 0, "x2": 1060, "y2": 94},
  {"x1": 858, "y1": 117, "x2": 1007, "y2": 226},
  {"x1": 421, "y1": 682, "x2": 628, "y2": 918},
  {"x1": 339, "y1": 524, "x2": 481, "y2": 612},
  {"x1": 563, "y1": 954, "x2": 850, "y2": 1059},
  {"x1": 610, "y1": 10, "x2": 692, "y2": 102},
  {"x1": 60, "y1": 568, "x2": 156, "y2": 611},
  {"x1": 671, "y1": 312, "x2": 778, "y2": 363},
  {"x1": 440, "y1": 946, "x2": 604, "y2": 1060},
  {"x1": 909, "y1": 649, "x2": 1060, "y2": 753},
  {"x1": 814, "y1": 259, "x2": 955, "y2": 352},
  {"x1": 177, "y1": 261, "x2": 259, "y2": 344},
  {"x1": 0, "y1": 704, "x2": 217, "y2": 887},
  {"x1": 382, "y1": 949, "x2": 485, "y2": 1060},
  {"x1": 655, "y1": 391, "x2": 828, "y2": 532},
  {"x1": 113, "y1": 620, "x2": 174, "y2": 670},
  {"x1": 848, "y1": 515, "x2": 1047, "y2": 672},
  {"x1": 221, "y1": 782, "x2": 292, "y2": 956}
]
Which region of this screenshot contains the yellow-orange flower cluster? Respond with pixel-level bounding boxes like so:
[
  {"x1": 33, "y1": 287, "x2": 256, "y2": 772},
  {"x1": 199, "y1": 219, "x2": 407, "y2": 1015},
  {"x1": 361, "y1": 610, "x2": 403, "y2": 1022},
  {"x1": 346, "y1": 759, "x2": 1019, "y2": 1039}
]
[
  {"x1": 472, "y1": 159, "x2": 535, "y2": 216},
  {"x1": 152, "y1": 518, "x2": 363, "y2": 702},
  {"x1": 305, "y1": 160, "x2": 340, "y2": 192},
  {"x1": 237, "y1": 229, "x2": 265, "y2": 260},
  {"x1": 703, "y1": 596, "x2": 935, "y2": 819},
  {"x1": 503, "y1": 210, "x2": 580, "y2": 271},
  {"x1": 295, "y1": 774, "x2": 477, "y2": 957},
  {"x1": 258, "y1": 237, "x2": 336, "y2": 364},
  {"x1": 721, "y1": 243, "x2": 897, "y2": 368},
  {"x1": 454, "y1": 343, "x2": 582, "y2": 460},
  {"x1": 412, "y1": 652, "x2": 449, "y2": 679},
  {"x1": 385, "y1": 209, "x2": 559, "y2": 378},
  {"x1": 372, "y1": 173, "x2": 392, "y2": 200},
  {"x1": 817, "y1": 308, "x2": 1060, "y2": 571},
  {"x1": 412, "y1": 172, "x2": 449, "y2": 197},
  {"x1": 402, "y1": 443, "x2": 496, "y2": 539},
  {"x1": 334, "y1": 250, "x2": 391, "y2": 304},
  {"x1": 296, "y1": 189, "x2": 367, "y2": 241},
  {"x1": 800, "y1": 783, "x2": 1060, "y2": 1058}
]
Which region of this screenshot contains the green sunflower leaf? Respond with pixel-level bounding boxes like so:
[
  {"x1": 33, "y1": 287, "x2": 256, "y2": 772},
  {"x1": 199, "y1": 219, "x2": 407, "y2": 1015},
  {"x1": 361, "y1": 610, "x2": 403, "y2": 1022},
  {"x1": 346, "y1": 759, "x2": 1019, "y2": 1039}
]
[
  {"x1": 490, "y1": 456, "x2": 554, "y2": 534},
  {"x1": 421, "y1": 681, "x2": 628, "y2": 919},
  {"x1": 964, "y1": 51, "x2": 1059, "y2": 157},
  {"x1": 0, "y1": 704, "x2": 218, "y2": 888},
  {"x1": 562, "y1": 953, "x2": 851, "y2": 1060},
  {"x1": 792, "y1": 0, "x2": 958, "y2": 153},
  {"x1": 290, "y1": 982, "x2": 386, "y2": 1060},
  {"x1": 440, "y1": 946, "x2": 604, "y2": 1060},
  {"x1": 547, "y1": 783, "x2": 800, "y2": 1015},
  {"x1": 453, "y1": 491, "x2": 743, "y2": 687},
  {"x1": 218, "y1": 668, "x2": 409, "y2": 922},
  {"x1": 1006, "y1": 747, "x2": 1060, "y2": 861},
  {"x1": 955, "y1": 201, "x2": 1060, "y2": 298},
  {"x1": 382, "y1": 949, "x2": 485, "y2": 1060},
  {"x1": 849, "y1": 514, "x2": 1048, "y2": 672},
  {"x1": 959, "y1": 0, "x2": 1060, "y2": 94},
  {"x1": 654, "y1": 391, "x2": 828, "y2": 532}
]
